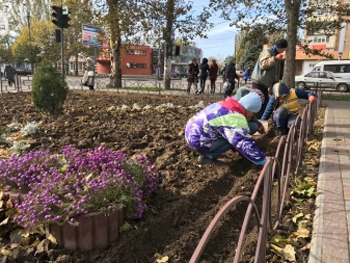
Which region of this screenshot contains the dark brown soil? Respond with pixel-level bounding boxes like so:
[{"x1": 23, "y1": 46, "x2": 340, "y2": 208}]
[{"x1": 0, "y1": 91, "x2": 307, "y2": 263}]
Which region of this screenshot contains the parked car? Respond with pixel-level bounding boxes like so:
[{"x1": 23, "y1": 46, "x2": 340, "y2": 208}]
[
  {"x1": 16, "y1": 68, "x2": 31, "y2": 76},
  {"x1": 295, "y1": 70, "x2": 350, "y2": 91}
]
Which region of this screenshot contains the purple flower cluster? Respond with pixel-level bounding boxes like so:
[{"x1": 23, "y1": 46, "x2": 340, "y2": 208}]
[{"x1": 0, "y1": 145, "x2": 159, "y2": 230}]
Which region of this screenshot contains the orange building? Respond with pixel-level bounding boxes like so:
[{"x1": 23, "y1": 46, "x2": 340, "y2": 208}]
[
  {"x1": 295, "y1": 44, "x2": 350, "y2": 75},
  {"x1": 96, "y1": 45, "x2": 153, "y2": 75}
]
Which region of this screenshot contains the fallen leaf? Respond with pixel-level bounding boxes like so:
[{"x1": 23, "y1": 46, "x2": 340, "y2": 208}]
[
  {"x1": 300, "y1": 242, "x2": 312, "y2": 251},
  {"x1": 157, "y1": 256, "x2": 169, "y2": 262},
  {"x1": 47, "y1": 233, "x2": 57, "y2": 244},
  {"x1": 0, "y1": 248, "x2": 12, "y2": 256},
  {"x1": 292, "y1": 212, "x2": 303, "y2": 223}
]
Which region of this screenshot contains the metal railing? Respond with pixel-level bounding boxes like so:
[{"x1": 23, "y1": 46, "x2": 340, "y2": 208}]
[
  {"x1": 0, "y1": 76, "x2": 230, "y2": 97},
  {"x1": 189, "y1": 90, "x2": 322, "y2": 263}
]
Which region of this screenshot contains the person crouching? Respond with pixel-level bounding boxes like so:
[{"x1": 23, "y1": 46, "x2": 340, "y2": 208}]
[
  {"x1": 185, "y1": 93, "x2": 267, "y2": 166},
  {"x1": 260, "y1": 82, "x2": 317, "y2": 137}
]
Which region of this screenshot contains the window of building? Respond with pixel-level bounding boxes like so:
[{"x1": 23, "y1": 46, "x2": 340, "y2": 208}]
[
  {"x1": 126, "y1": 49, "x2": 147, "y2": 55},
  {"x1": 309, "y1": 36, "x2": 329, "y2": 43},
  {"x1": 126, "y1": 63, "x2": 146, "y2": 68}
]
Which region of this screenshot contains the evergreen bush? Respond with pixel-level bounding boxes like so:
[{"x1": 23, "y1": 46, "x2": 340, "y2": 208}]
[{"x1": 31, "y1": 60, "x2": 69, "y2": 115}]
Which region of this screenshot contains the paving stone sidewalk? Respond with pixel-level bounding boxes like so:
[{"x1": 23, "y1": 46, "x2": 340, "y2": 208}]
[{"x1": 309, "y1": 100, "x2": 350, "y2": 263}]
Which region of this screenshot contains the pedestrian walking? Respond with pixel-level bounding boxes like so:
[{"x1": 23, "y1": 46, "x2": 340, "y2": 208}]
[
  {"x1": 221, "y1": 63, "x2": 228, "y2": 78},
  {"x1": 198, "y1": 58, "x2": 210, "y2": 94},
  {"x1": 185, "y1": 92, "x2": 266, "y2": 166},
  {"x1": 4, "y1": 62, "x2": 16, "y2": 87},
  {"x1": 81, "y1": 57, "x2": 95, "y2": 91},
  {"x1": 186, "y1": 59, "x2": 199, "y2": 94},
  {"x1": 224, "y1": 57, "x2": 242, "y2": 98},
  {"x1": 251, "y1": 38, "x2": 288, "y2": 119},
  {"x1": 208, "y1": 59, "x2": 219, "y2": 93},
  {"x1": 243, "y1": 68, "x2": 250, "y2": 84}
]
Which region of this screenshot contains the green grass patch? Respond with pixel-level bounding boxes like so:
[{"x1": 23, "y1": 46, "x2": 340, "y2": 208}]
[{"x1": 322, "y1": 93, "x2": 350, "y2": 101}]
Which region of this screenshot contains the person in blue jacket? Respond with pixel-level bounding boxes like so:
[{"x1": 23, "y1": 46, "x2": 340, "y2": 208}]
[
  {"x1": 243, "y1": 68, "x2": 250, "y2": 84},
  {"x1": 260, "y1": 82, "x2": 317, "y2": 137}
]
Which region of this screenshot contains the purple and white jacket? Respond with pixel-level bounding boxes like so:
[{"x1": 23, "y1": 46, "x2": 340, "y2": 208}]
[{"x1": 185, "y1": 97, "x2": 266, "y2": 165}]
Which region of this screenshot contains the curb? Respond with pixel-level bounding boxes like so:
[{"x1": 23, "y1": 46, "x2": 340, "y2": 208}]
[{"x1": 308, "y1": 105, "x2": 328, "y2": 263}]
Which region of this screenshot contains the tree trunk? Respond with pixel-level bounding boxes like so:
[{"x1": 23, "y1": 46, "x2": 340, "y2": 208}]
[
  {"x1": 110, "y1": 35, "x2": 122, "y2": 88},
  {"x1": 163, "y1": 0, "x2": 175, "y2": 90},
  {"x1": 284, "y1": 0, "x2": 301, "y2": 88}
]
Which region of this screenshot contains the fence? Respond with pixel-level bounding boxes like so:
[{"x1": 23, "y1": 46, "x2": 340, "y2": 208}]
[
  {"x1": 1, "y1": 75, "x2": 349, "y2": 98},
  {"x1": 0, "y1": 75, "x2": 237, "y2": 97},
  {"x1": 189, "y1": 90, "x2": 322, "y2": 263}
]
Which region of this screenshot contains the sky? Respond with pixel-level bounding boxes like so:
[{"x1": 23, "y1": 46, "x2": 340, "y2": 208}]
[{"x1": 192, "y1": 1, "x2": 238, "y2": 61}]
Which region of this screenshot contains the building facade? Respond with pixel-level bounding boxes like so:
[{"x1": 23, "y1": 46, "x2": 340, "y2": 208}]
[
  {"x1": 0, "y1": 11, "x2": 9, "y2": 36},
  {"x1": 298, "y1": 0, "x2": 350, "y2": 74},
  {"x1": 70, "y1": 44, "x2": 202, "y2": 76}
]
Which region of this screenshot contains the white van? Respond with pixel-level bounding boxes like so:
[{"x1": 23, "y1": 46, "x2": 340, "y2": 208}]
[{"x1": 312, "y1": 60, "x2": 350, "y2": 78}]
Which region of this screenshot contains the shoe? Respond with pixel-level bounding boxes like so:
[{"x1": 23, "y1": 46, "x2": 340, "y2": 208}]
[
  {"x1": 277, "y1": 128, "x2": 286, "y2": 138},
  {"x1": 198, "y1": 155, "x2": 223, "y2": 166}
]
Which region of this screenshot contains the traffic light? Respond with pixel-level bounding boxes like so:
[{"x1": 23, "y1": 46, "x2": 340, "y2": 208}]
[
  {"x1": 51, "y1": 5, "x2": 71, "y2": 29},
  {"x1": 175, "y1": 45, "x2": 180, "y2": 56},
  {"x1": 54, "y1": 29, "x2": 61, "y2": 43}
]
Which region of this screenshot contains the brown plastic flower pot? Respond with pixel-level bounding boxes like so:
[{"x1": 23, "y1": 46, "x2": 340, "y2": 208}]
[
  {"x1": 45, "y1": 209, "x2": 124, "y2": 251},
  {"x1": 3, "y1": 191, "x2": 24, "y2": 206}
]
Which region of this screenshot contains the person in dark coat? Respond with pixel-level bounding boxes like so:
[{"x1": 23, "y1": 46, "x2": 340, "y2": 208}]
[
  {"x1": 224, "y1": 57, "x2": 242, "y2": 98},
  {"x1": 198, "y1": 58, "x2": 209, "y2": 94},
  {"x1": 186, "y1": 59, "x2": 199, "y2": 94},
  {"x1": 208, "y1": 59, "x2": 219, "y2": 93},
  {"x1": 4, "y1": 63, "x2": 16, "y2": 87}
]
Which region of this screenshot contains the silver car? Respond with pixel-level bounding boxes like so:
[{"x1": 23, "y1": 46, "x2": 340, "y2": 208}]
[{"x1": 295, "y1": 70, "x2": 350, "y2": 91}]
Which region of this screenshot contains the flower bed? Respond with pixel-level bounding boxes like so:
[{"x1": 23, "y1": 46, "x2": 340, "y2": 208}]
[{"x1": 0, "y1": 145, "x2": 160, "y2": 232}]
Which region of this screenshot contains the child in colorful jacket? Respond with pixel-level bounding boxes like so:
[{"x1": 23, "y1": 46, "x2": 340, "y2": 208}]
[
  {"x1": 261, "y1": 82, "x2": 317, "y2": 137},
  {"x1": 185, "y1": 93, "x2": 266, "y2": 166}
]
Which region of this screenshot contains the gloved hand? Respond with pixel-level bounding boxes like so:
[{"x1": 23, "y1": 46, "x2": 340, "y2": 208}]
[
  {"x1": 275, "y1": 54, "x2": 283, "y2": 61},
  {"x1": 231, "y1": 148, "x2": 237, "y2": 153},
  {"x1": 258, "y1": 165, "x2": 264, "y2": 170},
  {"x1": 308, "y1": 96, "x2": 317, "y2": 102}
]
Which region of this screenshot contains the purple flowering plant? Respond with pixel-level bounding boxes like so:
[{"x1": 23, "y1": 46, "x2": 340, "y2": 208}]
[{"x1": 0, "y1": 145, "x2": 159, "y2": 230}]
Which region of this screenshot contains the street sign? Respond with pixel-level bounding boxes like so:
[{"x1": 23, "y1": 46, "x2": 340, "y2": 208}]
[
  {"x1": 62, "y1": 6, "x2": 68, "y2": 15},
  {"x1": 82, "y1": 25, "x2": 107, "y2": 47}
]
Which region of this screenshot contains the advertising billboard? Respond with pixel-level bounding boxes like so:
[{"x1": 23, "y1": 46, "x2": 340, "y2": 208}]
[{"x1": 82, "y1": 24, "x2": 104, "y2": 47}]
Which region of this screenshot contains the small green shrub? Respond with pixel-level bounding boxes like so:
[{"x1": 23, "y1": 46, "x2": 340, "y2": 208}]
[{"x1": 31, "y1": 60, "x2": 69, "y2": 115}]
